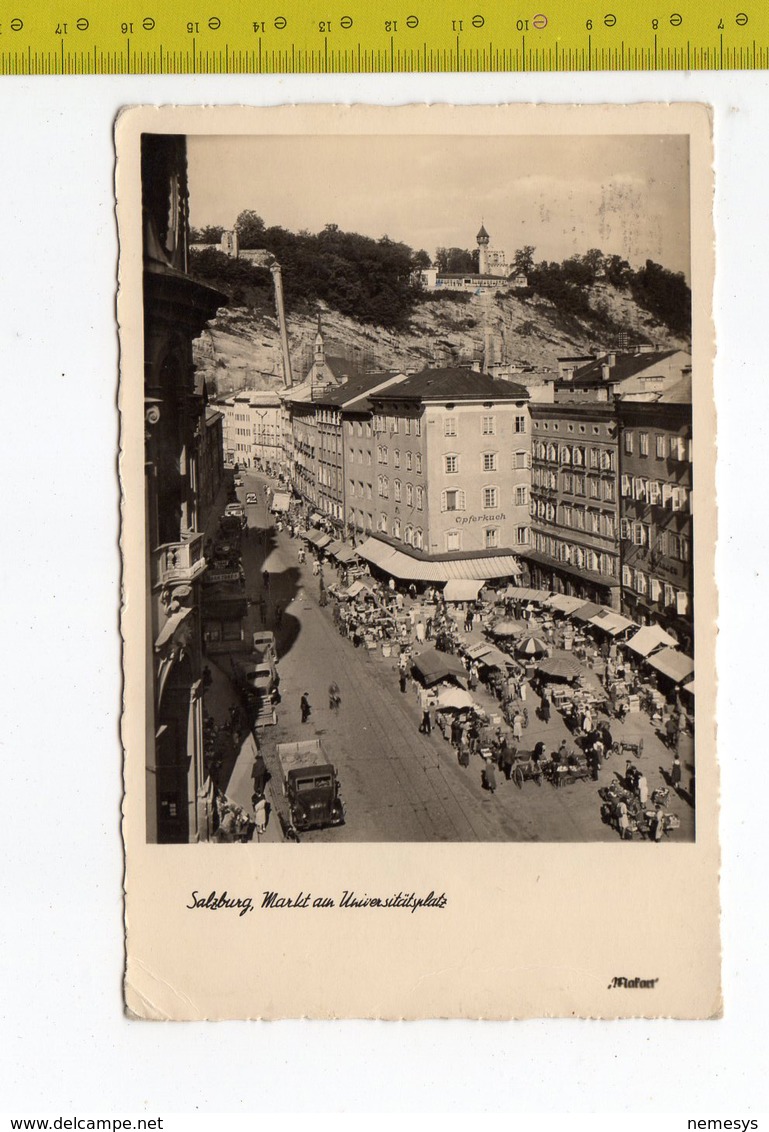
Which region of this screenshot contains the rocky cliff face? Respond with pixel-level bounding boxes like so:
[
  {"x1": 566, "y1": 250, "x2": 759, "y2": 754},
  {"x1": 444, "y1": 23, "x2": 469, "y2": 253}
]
[{"x1": 193, "y1": 285, "x2": 690, "y2": 396}]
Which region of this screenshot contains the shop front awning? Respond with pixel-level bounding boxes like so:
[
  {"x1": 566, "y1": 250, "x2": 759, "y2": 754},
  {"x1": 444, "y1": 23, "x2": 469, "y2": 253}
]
[
  {"x1": 645, "y1": 647, "x2": 694, "y2": 683},
  {"x1": 305, "y1": 528, "x2": 332, "y2": 548},
  {"x1": 625, "y1": 624, "x2": 678, "y2": 657},
  {"x1": 270, "y1": 491, "x2": 291, "y2": 512},
  {"x1": 355, "y1": 537, "x2": 521, "y2": 583},
  {"x1": 443, "y1": 578, "x2": 484, "y2": 603},
  {"x1": 571, "y1": 601, "x2": 604, "y2": 622},
  {"x1": 589, "y1": 609, "x2": 637, "y2": 635}
]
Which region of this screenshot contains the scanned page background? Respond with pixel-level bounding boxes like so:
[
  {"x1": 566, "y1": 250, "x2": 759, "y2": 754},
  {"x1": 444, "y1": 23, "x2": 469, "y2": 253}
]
[{"x1": 119, "y1": 103, "x2": 718, "y2": 1021}]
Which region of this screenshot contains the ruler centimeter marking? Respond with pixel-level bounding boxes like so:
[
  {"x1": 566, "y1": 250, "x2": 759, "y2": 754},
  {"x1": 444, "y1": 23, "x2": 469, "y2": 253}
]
[{"x1": 0, "y1": 2, "x2": 764, "y2": 73}]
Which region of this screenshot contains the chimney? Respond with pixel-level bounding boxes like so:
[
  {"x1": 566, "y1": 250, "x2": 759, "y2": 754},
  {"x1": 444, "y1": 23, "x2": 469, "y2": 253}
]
[
  {"x1": 601, "y1": 363, "x2": 611, "y2": 382},
  {"x1": 608, "y1": 353, "x2": 616, "y2": 366}
]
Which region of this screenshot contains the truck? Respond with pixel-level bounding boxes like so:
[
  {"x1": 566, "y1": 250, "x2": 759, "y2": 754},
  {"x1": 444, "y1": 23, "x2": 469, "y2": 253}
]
[{"x1": 276, "y1": 740, "x2": 345, "y2": 832}]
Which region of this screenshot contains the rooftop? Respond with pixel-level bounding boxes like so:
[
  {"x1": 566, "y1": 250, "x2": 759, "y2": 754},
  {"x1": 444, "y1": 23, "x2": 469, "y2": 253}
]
[
  {"x1": 565, "y1": 350, "x2": 683, "y2": 389},
  {"x1": 370, "y1": 368, "x2": 529, "y2": 404}
]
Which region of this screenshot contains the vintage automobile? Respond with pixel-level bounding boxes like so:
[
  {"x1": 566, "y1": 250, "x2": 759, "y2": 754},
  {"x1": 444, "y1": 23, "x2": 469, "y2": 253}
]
[{"x1": 276, "y1": 740, "x2": 345, "y2": 832}]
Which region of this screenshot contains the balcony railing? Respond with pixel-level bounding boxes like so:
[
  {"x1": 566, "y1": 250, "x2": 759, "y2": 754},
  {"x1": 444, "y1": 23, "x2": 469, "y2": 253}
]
[{"x1": 153, "y1": 531, "x2": 207, "y2": 588}]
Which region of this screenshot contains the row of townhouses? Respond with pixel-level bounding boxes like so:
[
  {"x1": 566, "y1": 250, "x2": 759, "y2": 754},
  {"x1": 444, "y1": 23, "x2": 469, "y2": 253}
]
[{"x1": 223, "y1": 327, "x2": 693, "y2": 652}]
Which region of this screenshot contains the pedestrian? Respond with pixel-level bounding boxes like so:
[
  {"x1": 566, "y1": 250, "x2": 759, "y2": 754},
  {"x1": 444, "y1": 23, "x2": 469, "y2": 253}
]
[
  {"x1": 464, "y1": 610, "x2": 472, "y2": 633},
  {"x1": 671, "y1": 755, "x2": 683, "y2": 790},
  {"x1": 262, "y1": 569, "x2": 270, "y2": 590},
  {"x1": 582, "y1": 709, "x2": 593, "y2": 736},
  {"x1": 329, "y1": 682, "x2": 341, "y2": 711},
  {"x1": 399, "y1": 670, "x2": 408, "y2": 694},
  {"x1": 617, "y1": 800, "x2": 630, "y2": 839},
  {"x1": 300, "y1": 692, "x2": 311, "y2": 724},
  {"x1": 254, "y1": 795, "x2": 269, "y2": 835},
  {"x1": 540, "y1": 695, "x2": 551, "y2": 724},
  {"x1": 651, "y1": 806, "x2": 665, "y2": 843},
  {"x1": 483, "y1": 760, "x2": 497, "y2": 794},
  {"x1": 419, "y1": 706, "x2": 432, "y2": 734},
  {"x1": 501, "y1": 741, "x2": 514, "y2": 781},
  {"x1": 513, "y1": 712, "x2": 524, "y2": 743},
  {"x1": 637, "y1": 773, "x2": 649, "y2": 807},
  {"x1": 252, "y1": 753, "x2": 268, "y2": 796}
]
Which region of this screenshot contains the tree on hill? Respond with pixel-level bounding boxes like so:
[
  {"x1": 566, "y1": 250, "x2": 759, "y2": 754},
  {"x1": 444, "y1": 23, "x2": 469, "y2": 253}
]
[
  {"x1": 234, "y1": 210, "x2": 266, "y2": 248},
  {"x1": 435, "y1": 246, "x2": 476, "y2": 274},
  {"x1": 630, "y1": 259, "x2": 691, "y2": 337},
  {"x1": 190, "y1": 224, "x2": 225, "y2": 245},
  {"x1": 512, "y1": 245, "x2": 536, "y2": 275}
]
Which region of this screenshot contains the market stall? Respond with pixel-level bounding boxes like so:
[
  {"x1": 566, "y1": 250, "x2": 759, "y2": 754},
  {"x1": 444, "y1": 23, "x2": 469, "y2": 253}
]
[{"x1": 411, "y1": 648, "x2": 468, "y2": 688}]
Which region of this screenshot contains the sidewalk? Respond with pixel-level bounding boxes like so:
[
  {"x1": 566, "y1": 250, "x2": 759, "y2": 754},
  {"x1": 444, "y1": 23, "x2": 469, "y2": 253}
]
[{"x1": 203, "y1": 656, "x2": 282, "y2": 843}]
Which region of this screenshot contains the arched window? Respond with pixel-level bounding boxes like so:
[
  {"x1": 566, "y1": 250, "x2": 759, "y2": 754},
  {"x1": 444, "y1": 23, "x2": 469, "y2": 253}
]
[
  {"x1": 393, "y1": 517, "x2": 401, "y2": 539},
  {"x1": 406, "y1": 483, "x2": 414, "y2": 507},
  {"x1": 413, "y1": 528, "x2": 424, "y2": 550},
  {"x1": 404, "y1": 525, "x2": 414, "y2": 546},
  {"x1": 394, "y1": 479, "x2": 402, "y2": 502}
]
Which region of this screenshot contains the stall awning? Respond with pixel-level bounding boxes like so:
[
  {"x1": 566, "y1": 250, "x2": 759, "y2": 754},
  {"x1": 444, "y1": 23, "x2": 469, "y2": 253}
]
[
  {"x1": 466, "y1": 642, "x2": 494, "y2": 661},
  {"x1": 443, "y1": 578, "x2": 483, "y2": 603},
  {"x1": 682, "y1": 679, "x2": 695, "y2": 695},
  {"x1": 270, "y1": 491, "x2": 291, "y2": 512},
  {"x1": 355, "y1": 537, "x2": 521, "y2": 582},
  {"x1": 326, "y1": 539, "x2": 346, "y2": 557},
  {"x1": 645, "y1": 647, "x2": 694, "y2": 683},
  {"x1": 335, "y1": 545, "x2": 359, "y2": 563},
  {"x1": 412, "y1": 648, "x2": 468, "y2": 686},
  {"x1": 346, "y1": 580, "x2": 370, "y2": 598},
  {"x1": 571, "y1": 601, "x2": 604, "y2": 622},
  {"x1": 477, "y1": 645, "x2": 513, "y2": 670},
  {"x1": 502, "y1": 586, "x2": 552, "y2": 602},
  {"x1": 625, "y1": 624, "x2": 677, "y2": 657},
  {"x1": 305, "y1": 528, "x2": 325, "y2": 545},
  {"x1": 546, "y1": 594, "x2": 586, "y2": 614},
  {"x1": 589, "y1": 609, "x2": 637, "y2": 635}
]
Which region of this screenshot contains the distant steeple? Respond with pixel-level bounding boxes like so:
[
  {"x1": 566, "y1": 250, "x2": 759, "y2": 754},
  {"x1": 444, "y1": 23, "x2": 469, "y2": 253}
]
[
  {"x1": 314, "y1": 313, "x2": 325, "y2": 367},
  {"x1": 477, "y1": 223, "x2": 490, "y2": 275}
]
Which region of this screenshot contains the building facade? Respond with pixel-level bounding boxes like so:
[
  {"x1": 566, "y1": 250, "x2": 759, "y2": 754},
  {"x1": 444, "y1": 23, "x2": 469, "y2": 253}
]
[
  {"x1": 526, "y1": 402, "x2": 621, "y2": 608},
  {"x1": 367, "y1": 370, "x2": 531, "y2": 560},
  {"x1": 617, "y1": 384, "x2": 693, "y2": 650},
  {"x1": 219, "y1": 389, "x2": 283, "y2": 471}
]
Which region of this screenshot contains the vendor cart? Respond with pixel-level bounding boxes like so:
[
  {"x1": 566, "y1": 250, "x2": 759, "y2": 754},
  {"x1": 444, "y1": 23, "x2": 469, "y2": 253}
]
[
  {"x1": 545, "y1": 755, "x2": 592, "y2": 788},
  {"x1": 610, "y1": 737, "x2": 644, "y2": 760},
  {"x1": 510, "y1": 750, "x2": 544, "y2": 789}
]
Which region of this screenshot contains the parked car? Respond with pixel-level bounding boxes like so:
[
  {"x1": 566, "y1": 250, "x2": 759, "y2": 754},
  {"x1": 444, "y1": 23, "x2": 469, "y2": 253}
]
[{"x1": 234, "y1": 477, "x2": 244, "y2": 487}]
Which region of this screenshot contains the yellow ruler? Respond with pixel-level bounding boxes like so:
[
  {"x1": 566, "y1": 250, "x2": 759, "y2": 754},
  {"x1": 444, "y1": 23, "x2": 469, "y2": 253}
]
[{"x1": 0, "y1": 0, "x2": 763, "y2": 74}]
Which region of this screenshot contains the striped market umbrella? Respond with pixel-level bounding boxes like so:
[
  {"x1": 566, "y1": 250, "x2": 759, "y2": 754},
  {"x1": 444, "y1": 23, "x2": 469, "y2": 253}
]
[{"x1": 515, "y1": 635, "x2": 548, "y2": 657}]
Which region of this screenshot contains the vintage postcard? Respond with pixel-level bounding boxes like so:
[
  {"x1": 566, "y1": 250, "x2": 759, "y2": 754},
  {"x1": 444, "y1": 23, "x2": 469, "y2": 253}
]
[{"x1": 118, "y1": 103, "x2": 719, "y2": 1019}]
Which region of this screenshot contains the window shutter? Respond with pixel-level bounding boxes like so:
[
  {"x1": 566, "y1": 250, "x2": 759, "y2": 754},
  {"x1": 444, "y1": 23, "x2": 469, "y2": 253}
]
[{"x1": 676, "y1": 591, "x2": 689, "y2": 615}]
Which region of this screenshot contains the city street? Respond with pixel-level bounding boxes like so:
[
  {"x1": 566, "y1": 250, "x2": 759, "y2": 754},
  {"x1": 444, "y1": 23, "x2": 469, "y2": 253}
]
[{"x1": 221, "y1": 470, "x2": 695, "y2": 844}]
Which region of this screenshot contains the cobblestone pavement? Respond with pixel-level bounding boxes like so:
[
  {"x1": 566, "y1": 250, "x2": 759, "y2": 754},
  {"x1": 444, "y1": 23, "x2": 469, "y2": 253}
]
[{"x1": 235, "y1": 470, "x2": 695, "y2": 844}]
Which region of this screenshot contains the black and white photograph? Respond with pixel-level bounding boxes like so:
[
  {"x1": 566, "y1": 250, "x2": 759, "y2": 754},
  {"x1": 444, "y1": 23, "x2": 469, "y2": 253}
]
[{"x1": 137, "y1": 116, "x2": 701, "y2": 848}]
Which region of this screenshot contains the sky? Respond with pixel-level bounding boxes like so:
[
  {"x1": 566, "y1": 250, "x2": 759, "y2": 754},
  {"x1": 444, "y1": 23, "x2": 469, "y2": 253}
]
[{"x1": 187, "y1": 132, "x2": 690, "y2": 278}]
